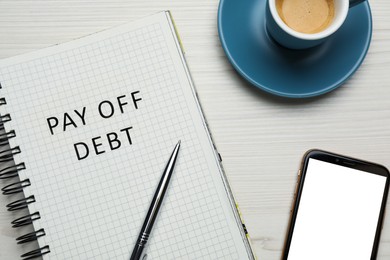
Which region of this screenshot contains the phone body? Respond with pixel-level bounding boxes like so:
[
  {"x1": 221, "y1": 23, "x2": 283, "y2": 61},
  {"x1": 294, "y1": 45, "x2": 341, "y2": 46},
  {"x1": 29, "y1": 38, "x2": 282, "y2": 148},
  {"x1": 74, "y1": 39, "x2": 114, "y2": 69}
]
[{"x1": 283, "y1": 150, "x2": 389, "y2": 260}]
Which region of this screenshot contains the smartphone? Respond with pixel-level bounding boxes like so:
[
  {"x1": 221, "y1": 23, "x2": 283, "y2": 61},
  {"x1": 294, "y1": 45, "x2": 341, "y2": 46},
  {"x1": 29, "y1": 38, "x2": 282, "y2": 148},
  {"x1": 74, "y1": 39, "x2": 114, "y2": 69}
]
[{"x1": 283, "y1": 150, "x2": 389, "y2": 260}]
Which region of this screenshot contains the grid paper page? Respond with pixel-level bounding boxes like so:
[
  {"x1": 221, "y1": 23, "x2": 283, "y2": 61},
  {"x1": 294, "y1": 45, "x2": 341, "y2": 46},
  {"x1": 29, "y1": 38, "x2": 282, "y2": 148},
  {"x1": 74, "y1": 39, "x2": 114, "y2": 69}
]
[{"x1": 0, "y1": 12, "x2": 252, "y2": 259}]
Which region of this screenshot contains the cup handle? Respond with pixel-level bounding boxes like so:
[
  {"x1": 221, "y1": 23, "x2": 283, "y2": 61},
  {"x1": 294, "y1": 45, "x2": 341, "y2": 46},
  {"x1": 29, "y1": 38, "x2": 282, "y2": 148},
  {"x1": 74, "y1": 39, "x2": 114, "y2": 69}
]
[{"x1": 349, "y1": 0, "x2": 366, "y2": 8}]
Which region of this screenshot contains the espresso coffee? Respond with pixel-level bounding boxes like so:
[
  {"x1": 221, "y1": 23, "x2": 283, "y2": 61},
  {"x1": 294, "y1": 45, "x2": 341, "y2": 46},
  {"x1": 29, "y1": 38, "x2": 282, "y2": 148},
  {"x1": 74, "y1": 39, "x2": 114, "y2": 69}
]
[{"x1": 276, "y1": 0, "x2": 335, "y2": 34}]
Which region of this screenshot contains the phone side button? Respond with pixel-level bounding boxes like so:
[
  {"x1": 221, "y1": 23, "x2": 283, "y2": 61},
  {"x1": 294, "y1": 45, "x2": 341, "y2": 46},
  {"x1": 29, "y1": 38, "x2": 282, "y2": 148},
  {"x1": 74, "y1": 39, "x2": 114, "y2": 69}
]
[
  {"x1": 290, "y1": 201, "x2": 295, "y2": 213},
  {"x1": 382, "y1": 211, "x2": 386, "y2": 230}
]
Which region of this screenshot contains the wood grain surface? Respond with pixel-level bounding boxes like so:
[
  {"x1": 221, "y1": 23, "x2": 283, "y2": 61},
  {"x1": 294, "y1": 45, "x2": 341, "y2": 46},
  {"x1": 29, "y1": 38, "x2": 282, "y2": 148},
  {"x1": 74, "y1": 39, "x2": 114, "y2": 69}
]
[{"x1": 0, "y1": 0, "x2": 389, "y2": 259}]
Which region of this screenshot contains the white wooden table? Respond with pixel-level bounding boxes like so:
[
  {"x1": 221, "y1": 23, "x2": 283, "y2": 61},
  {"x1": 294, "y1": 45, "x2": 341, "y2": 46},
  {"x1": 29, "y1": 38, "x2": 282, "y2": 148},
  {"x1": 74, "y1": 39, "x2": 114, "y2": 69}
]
[{"x1": 0, "y1": 0, "x2": 389, "y2": 259}]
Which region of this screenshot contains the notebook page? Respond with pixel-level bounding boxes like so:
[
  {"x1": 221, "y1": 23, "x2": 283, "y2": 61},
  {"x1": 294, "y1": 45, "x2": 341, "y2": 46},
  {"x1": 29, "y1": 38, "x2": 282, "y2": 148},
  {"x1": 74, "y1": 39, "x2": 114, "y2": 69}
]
[{"x1": 0, "y1": 12, "x2": 251, "y2": 259}]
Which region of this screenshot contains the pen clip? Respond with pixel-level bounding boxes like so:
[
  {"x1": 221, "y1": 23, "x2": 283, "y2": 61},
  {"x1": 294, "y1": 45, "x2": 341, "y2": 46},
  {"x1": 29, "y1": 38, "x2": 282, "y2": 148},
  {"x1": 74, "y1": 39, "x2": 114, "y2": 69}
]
[{"x1": 142, "y1": 253, "x2": 148, "y2": 260}]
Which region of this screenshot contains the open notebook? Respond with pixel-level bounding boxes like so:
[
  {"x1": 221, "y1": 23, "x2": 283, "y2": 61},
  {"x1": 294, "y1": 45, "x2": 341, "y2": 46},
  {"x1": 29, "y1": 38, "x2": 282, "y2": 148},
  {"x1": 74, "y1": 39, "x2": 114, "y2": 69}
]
[{"x1": 0, "y1": 11, "x2": 255, "y2": 259}]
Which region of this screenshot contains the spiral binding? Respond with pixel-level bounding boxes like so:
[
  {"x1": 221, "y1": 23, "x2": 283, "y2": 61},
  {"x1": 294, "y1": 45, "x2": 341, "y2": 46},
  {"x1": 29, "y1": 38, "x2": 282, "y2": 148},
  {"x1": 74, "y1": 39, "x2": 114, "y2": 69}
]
[
  {"x1": 21, "y1": 246, "x2": 50, "y2": 260},
  {"x1": 0, "y1": 82, "x2": 51, "y2": 259},
  {"x1": 7, "y1": 195, "x2": 35, "y2": 211},
  {"x1": 0, "y1": 163, "x2": 26, "y2": 180}
]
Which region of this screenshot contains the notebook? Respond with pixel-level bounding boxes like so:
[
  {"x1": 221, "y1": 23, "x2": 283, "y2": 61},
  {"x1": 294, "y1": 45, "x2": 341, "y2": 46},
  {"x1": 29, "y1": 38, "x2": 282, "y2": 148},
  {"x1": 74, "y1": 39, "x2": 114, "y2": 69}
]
[{"x1": 0, "y1": 11, "x2": 255, "y2": 259}]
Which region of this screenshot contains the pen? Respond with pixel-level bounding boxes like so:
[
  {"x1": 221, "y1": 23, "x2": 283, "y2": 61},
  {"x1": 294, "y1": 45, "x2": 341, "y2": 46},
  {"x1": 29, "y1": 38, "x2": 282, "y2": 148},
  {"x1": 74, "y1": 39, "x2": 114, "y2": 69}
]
[{"x1": 130, "y1": 140, "x2": 181, "y2": 260}]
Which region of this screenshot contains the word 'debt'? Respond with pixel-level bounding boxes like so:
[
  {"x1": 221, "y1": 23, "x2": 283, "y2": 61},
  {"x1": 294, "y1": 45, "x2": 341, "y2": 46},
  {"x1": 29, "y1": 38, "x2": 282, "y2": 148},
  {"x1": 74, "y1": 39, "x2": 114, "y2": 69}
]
[
  {"x1": 74, "y1": 126, "x2": 133, "y2": 161},
  {"x1": 45, "y1": 91, "x2": 142, "y2": 160}
]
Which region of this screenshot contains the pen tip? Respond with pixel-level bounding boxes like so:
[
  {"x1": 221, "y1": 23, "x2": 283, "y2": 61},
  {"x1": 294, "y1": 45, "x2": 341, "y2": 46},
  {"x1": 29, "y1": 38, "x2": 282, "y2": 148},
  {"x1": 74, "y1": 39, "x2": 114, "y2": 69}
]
[{"x1": 178, "y1": 140, "x2": 181, "y2": 145}]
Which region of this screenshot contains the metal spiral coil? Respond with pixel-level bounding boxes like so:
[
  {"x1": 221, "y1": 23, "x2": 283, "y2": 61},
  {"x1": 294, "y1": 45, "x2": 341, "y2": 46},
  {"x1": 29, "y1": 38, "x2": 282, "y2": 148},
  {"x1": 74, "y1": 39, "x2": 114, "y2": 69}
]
[
  {"x1": 0, "y1": 113, "x2": 11, "y2": 123},
  {"x1": 0, "y1": 129, "x2": 16, "y2": 145},
  {"x1": 7, "y1": 195, "x2": 35, "y2": 211},
  {"x1": 0, "y1": 146, "x2": 21, "y2": 163},
  {"x1": 2, "y1": 178, "x2": 31, "y2": 195},
  {"x1": 21, "y1": 246, "x2": 50, "y2": 260},
  {"x1": 1, "y1": 83, "x2": 50, "y2": 259},
  {"x1": 11, "y1": 212, "x2": 40, "y2": 228},
  {"x1": 17, "y1": 229, "x2": 46, "y2": 244},
  {"x1": 0, "y1": 163, "x2": 25, "y2": 179}
]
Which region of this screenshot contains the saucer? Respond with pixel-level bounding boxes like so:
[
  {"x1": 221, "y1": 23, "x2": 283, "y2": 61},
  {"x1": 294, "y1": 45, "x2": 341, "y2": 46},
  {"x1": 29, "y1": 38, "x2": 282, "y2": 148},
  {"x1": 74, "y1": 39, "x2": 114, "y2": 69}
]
[{"x1": 218, "y1": 0, "x2": 372, "y2": 98}]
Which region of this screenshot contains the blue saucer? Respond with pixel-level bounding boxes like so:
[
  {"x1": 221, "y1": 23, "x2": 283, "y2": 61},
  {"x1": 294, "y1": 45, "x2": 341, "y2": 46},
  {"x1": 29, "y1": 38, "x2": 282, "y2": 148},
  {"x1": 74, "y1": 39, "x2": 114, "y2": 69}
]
[{"x1": 218, "y1": 0, "x2": 372, "y2": 98}]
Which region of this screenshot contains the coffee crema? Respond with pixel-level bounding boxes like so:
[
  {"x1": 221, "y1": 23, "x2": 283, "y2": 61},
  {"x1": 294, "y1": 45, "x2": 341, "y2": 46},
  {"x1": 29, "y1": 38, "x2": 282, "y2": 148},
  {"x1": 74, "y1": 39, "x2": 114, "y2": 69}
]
[{"x1": 276, "y1": 0, "x2": 335, "y2": 34}]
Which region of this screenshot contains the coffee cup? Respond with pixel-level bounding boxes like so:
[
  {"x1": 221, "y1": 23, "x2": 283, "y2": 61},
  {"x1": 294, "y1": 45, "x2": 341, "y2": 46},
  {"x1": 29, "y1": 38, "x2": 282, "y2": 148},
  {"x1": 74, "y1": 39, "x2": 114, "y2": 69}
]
[{"x1": 266, "y1": 0, "x2": 367, "y2": 49}]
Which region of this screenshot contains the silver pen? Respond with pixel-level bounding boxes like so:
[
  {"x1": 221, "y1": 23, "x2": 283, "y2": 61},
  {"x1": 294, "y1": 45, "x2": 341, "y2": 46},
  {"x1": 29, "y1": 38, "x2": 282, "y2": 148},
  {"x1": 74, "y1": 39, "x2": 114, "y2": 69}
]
[{"x1": 130, "y1": 140, "x2": 181, "y2": 260}]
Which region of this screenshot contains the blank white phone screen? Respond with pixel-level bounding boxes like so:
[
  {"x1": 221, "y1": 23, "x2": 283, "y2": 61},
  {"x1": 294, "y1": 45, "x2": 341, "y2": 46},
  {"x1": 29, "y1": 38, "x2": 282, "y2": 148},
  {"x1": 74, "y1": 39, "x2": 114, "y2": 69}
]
[{"x1": 288, "y1": 158, "x2": 387, "y2": 260}]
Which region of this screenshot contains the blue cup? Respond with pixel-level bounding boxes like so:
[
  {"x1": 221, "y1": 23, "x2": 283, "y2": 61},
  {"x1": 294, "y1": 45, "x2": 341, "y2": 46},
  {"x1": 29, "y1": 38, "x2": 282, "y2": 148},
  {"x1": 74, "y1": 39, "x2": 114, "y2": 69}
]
[{"x1": 266, "y1": 0, "x2": 367, "y2": 49}]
